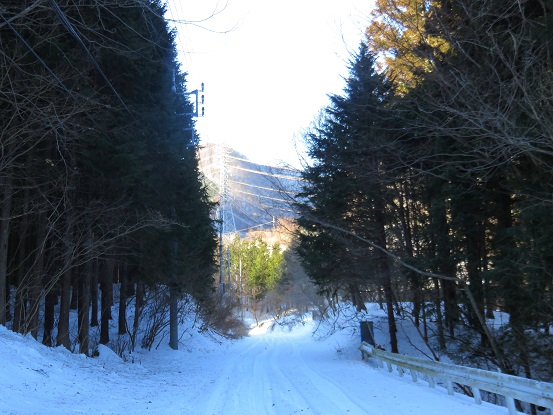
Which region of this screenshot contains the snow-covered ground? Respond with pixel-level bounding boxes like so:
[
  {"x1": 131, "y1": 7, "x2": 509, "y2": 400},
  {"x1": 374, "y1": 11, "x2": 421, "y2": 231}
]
[{"x1": 0, "y1": 304, "x2": 514, "y2": 415}]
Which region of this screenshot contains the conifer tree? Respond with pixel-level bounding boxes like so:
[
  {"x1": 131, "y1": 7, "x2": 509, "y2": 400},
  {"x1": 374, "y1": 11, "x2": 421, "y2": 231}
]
[
  {"x1": 297, "y1": 44, "x2": 400, "y2": 352},
  {"x1": 0, "y1": 0, "x2": 216, "y2": 354},
  {"x1": 229, "y1": 235, "x2": 285, "y2": 324},
  {"x1": 365, "y1": 0, "x2": 553, "y2": 374}
]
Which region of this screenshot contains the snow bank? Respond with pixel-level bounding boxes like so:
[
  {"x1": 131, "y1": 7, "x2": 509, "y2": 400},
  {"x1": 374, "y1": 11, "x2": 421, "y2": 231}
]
[{"x1": 0, "y1": 307, "x2": 515, "y2": 415}]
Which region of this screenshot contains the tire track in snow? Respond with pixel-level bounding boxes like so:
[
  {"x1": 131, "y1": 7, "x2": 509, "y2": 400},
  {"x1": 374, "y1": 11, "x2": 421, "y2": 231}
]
[
  {"x1": 292, "y1": 339, "x2": 373, "y2": 413},
  {"x1": 267, "y1": 335, "x2": 370, "y2": 414},
  {"x1": 252, "y1": 335, "x2": 314, "y2": 413},
  {"x1": 200, "y1": 331, "x2": 370, "y2": 415},
  {"x1": 200, "y1": 338, "x2": 276, "y2": 414}
]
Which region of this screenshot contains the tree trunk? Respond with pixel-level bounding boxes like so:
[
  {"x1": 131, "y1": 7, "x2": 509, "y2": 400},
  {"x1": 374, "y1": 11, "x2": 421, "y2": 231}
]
[
  {"x1": 396, "y1": 182, "x2": 422, "y2": 327},
  {"x1": 100, "y1": 259, "x2": 114, "y2": 345},
  {"x1": 106, "y1": 260, "x2": 114, "y2": 313},
  {"x1": 4, "y1": 284, "x2": 10, "y2": 323},
  {"x1": 169, "y1": 286, "x2": 178, "y2": 350},
  {"x1": 118, "y1": 262, "x2": 128, "y2": 335},
  {"x1": 0, "y1": 176, "x2": 13, "y2": 326},
  {"x1": 56, "y1": 214, "x2": 74, "y2": 350},
  {"x1": 42, "y1": 290, "x2": 57, "y2": 347},
  {"x1": 13, "y1": 192, "x2": 31, "y2": 334},
  {"x1": 29, "y1": 212, "x2": 47, "y2": 339},
  {"x1": 421, "y1": 301, "x2": 428, "y2": 341},
  {"x1": 382, "y1": 277, "x2": 398, "y2": 353},
  {"x1": 90, "y1": 258, "x2": 99, "y2": 327},
  {"x1": 464, "y1": 221, "x2": 486, "y2": 345},
  {"x1": 494, "y1": 191, "x2": 530, "y2": 374},
  {"x1": 169, "y1": 238, "x2": 178, "y2": 350},
  {"x1": 349, "y1": 283, "x2": 366, "y2": 312},
  {"x1": 57, "y1": 267, "x2": 72, "y2": 349},
  {"x1": 77, "y1": 232, "x2": 93, "y2": 356},
  {"x1": 434, "y1": 279, "x2": 446, "y2": 349},
  {"x1": 131, "y1": 280, "x2": 144, "y2": 351},
  {"x1": 70, "y1": 275, "x2": 79, "y2": 310},
  {"x1": 12, "y1": 159, "x2": 32, "y2": 334},
  {"x1": 78, "y1": 264, "x2": 90, "y2": 355},
  {"x1": 374, "y1": 194, "x2": 398, "y2": 353},
  {"x1": 431, "y1": 191, "x2": 458, "y2": 339},
  {"x1": 484, "y1": 275, "x2": 495, "y2": 319},
  {"x1": 411, "y1": 276, "x2": 422, "y2": 328},
  {"x1": 133, "y1": 281, "x2": 143, "y2": 334}
]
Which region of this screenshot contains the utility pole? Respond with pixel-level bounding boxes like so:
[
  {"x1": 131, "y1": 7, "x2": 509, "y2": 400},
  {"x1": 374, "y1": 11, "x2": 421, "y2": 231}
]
[
  {"x1": 217, "y1": 144, "x2": 236, "y2": 303},
  {"x1": 185, "y1": 82, "x2": 205, "y2": 118},
  {"x1": 169, "y1": 82, "x2": 204, "y2": 351},
  {"x1": 183, "y1": 83, "x2": 205, "y2": 141}
]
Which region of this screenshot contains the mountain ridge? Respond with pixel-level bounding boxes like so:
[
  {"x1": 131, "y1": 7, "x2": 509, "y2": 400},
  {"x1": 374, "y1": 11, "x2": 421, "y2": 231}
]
[{"x1": 197, "y1": 143, "x2": 301, "y2": 234}]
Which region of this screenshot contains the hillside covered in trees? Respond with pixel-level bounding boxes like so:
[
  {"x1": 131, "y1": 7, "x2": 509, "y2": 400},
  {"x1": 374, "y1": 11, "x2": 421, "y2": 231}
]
[
  {"x1": 295, "y1": 0, "x2": 553, "y2": 386},
  {"x1": 198, "y1": 142, "x2": 301, "y2": 233},
  {"x1": 0, "y1": 0, "x2": 216, "y2": 354}
]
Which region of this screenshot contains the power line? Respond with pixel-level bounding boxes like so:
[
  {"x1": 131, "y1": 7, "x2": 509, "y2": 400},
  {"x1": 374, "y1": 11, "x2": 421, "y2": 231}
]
[
  {"x1": 49, "y1": 0, "x2": 131, "y2": 115},
  {"x1": 226, "y1": 154, "x2": 299, "y2": 172},
  {"x1": 229, "y1": 164, "x2": 303, "y2": 181},
  {"x1": 0, "y1": 12, "x2": 68, "y2": 91},
  {"x1": 166, "y1": 0, "x2": 192, "y2": 70},
  {"x1": 236, "y1": 220, "x2": 275, "y2": 233},
  {"x1": 253, "y1": 203, "x2": 297, "y2": 214},
  {"x1": 217, "y1": 144, "x2": 236, "y2": 233},
  {"x1": 233, "y1": 189, "x2": 291, "y2": 204},
  {"x1": 229, "y1": 179, "x2": 296, "y2": 195},
  {"x1": 0, "y1": 0, "x2": 47, "y2": 30}
]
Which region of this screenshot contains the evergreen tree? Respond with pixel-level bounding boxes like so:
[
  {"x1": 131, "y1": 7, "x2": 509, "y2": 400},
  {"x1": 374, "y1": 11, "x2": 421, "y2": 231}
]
[
  {"x1": 229, "y1": 235, "x2": 285, "y2": 324},
  {"x1": 296, "y1": 44, "x2": 400, "y2": 352},
  {"x1": 0, "y1": 0, "x2": 216, "y2": 354},
  {"x1": 365, "y1": 0, "x2": 553, "y2": 376}
]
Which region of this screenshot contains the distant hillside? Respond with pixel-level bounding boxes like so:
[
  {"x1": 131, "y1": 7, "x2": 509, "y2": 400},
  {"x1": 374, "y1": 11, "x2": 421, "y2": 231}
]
[{"x1": 198, "y1": 143, "x2": 302, "y2": 234}]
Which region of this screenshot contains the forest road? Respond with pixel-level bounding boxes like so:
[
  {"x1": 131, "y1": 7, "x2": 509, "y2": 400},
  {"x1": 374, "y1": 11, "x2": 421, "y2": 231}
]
[{"x1": 197, "y1": 326, "x2": 372, "y2": 415}]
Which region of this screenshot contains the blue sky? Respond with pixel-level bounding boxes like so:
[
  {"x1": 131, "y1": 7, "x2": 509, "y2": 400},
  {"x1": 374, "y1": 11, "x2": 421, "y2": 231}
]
[{"x1": 167, "y1": 0, "x2": 373, "y2": 167}]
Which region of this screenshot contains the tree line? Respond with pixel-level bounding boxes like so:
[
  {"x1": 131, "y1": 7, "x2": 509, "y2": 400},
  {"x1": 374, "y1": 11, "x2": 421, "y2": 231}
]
[
  {"x1": 296, "y1": 0, "x2": 553, "y2": 384},
  {"x1": 0, "y1": 0, "x2": 217, "y2": 355},
  {"x1": 227, "y1": 232, "x2": 285, "y2": 325}
]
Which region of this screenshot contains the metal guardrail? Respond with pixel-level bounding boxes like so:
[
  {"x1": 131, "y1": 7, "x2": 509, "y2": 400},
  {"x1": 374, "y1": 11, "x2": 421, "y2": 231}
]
[{"x1": 360, "y1": 342, "x2": 553, "y2": 415}]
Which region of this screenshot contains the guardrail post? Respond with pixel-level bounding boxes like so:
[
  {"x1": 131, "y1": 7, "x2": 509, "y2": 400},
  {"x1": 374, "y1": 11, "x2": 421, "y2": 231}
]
[
  {"x1": 472, "y1": 387, "x2": 482, "y2": 405},
  {"x1": 426, "y1": 375, "x2": 435, "y2": 388},
  {"x1": 410, "y1": 369, "x2": 418, "y2": 383},
  {"x1": 446, "y1": 380, "x2": 454, "y2": 395},
  {"x1": 505, "y1": 397, "x2": 517, "y2": 415}
]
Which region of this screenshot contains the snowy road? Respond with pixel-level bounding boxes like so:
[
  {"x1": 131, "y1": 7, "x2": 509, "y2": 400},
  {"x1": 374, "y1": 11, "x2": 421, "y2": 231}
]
[
  {"x1": 0, "y1": 319, "x2": 512, "y2": 415},
  {"x1": 177, "y1": 322, "x2": 509, "y2": 415},
  {"x1": 200, "y1": 329, "x2": 371, "y2": 414}
]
